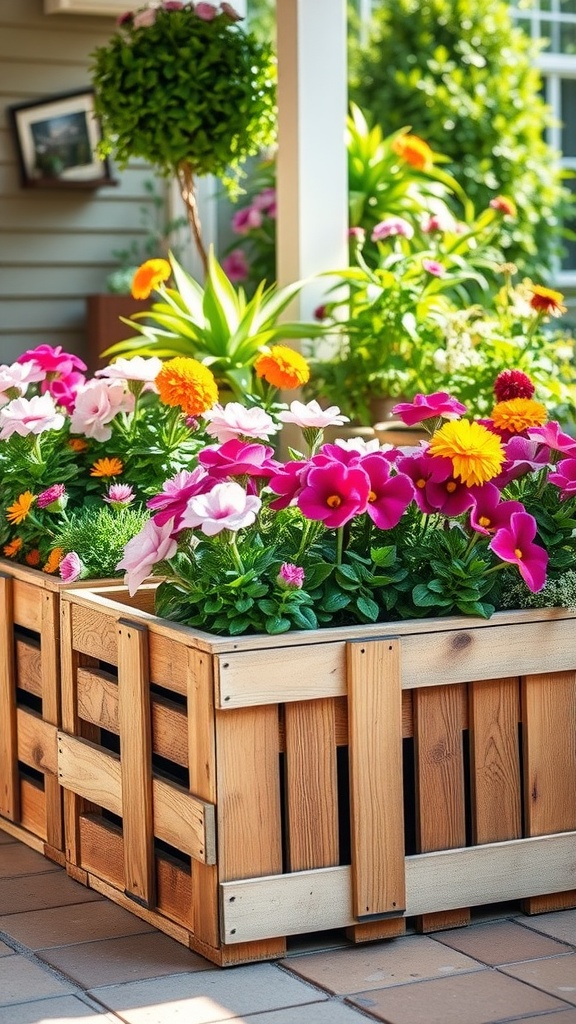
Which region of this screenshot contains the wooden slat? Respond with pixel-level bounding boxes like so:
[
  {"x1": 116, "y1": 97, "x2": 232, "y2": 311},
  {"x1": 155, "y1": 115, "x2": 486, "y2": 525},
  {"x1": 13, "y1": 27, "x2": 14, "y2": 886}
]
[
  {"x1": 0, "y1": 575, "x2": 19, "y2": 821},
  {"x1": 522, "y1": 670, "x2": 576, "y2": 914},
  {"x1": 15, "y1": 637, "x2": 42, "y2": 697},
  {"x1": 19, "y1": 778, "x2": 46, "y2": 841},
  {"x1": 69, "y1": 602, "x2": 120, "y2": 666},
  {"x1": 118, "y1": 621, "x2": 155, "y2": 908},
  {"x1": 348, "y1": 639, "x2": 405, "y2": 921},
  {"x1": 414, "y1": 683, "x2": 469, "y2": 931},
  {"x1": 187, "y1": 646, "x2": 219, "y2": 946},
  {"x1": 16, "y1": 709, "x2": 58, "y2": 776},
  {"x1": 152, "y1": 778, "x2": 215, "y2": 866},
  {"x1": 57, "y1": 733, "x2": 122, "y2": 817},
  {"x1": 285, "y1": 699, "x2": 339, "y2": 871},
  {"x1": 12, "y1": 578, "x2": 43, "y2": 631},
  {"x1": 469, "y1": 678, "x2": 521, "y2": 844},
  {"x1": 41, "y1": 590, "x2": 64, "y2": 853}
]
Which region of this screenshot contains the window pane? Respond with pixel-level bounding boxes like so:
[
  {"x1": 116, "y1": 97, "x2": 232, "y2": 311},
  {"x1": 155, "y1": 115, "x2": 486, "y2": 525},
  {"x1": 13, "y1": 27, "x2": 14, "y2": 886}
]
[
  {"x1": 541, "y1": 19, "x2": 561, "y2": 49},
  {"x1": 560, "y1": 0, "x2": 576, "y2": 13},
  {"x1": 560, "y1": 21, "x2": 576, "y2": 51},
  {"x1": 561, "y1": 79, "x2": 576, "y2": 154},
  {"x1": 561, "y1": 176, "x2": 576, "y2": 271}
]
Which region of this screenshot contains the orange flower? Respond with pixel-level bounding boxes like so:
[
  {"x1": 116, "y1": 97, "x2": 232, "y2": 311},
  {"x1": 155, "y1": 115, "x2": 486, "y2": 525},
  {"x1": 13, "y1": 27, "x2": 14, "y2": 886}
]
[
  {"x1": 131, "y1": 259, "x2": 171, "y2": 300},
  {"x1": 25, "y1": 549, "x2": 41, "y2": 567},
  {"x1": 529, "y1": 285, "x2": 566, "y2": 317},
  {"x1": 391, "y1": 133, "x2": 434, "y2": 171},
  {"x1": 68, "y1": 438, "x2": 89, "y2": 453},
  {"x1": 491, "y1": 398, "x2": 547, "y2": 434},
  {"x1": 155, "y1": 357, "x2": 219, "y2": 416},
  {"x1": 3, "y1": 537, "x2": 23, "y2": 558},
  {"x1": 490, "y1": 196, "x2": 517, "y2": 217},
  {"x1": 43, "y1": 547, "x2": 64, "y2": 575},
  {"x1": 6, "y1": 491, "x2": 35, "y2": 525},
  {"x1": 91, "y1": 457, "x2": 124, "y2": 478},
  {"x1": 254, "y1": 345, "x2": 310, "y2": 390}
]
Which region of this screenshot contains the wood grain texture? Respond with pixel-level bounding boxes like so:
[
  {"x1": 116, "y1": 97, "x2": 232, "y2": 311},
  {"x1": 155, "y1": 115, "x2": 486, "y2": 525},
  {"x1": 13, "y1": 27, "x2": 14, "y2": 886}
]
[
  {"x1": 469, "y1": 678, "x2": 521, "y2": 844},
  {"x1": 0, "y1": 574, "x2": 19, "y2": 821},
  {"x1": 285, "y1": 698, "x2": 339, "y2": 871}
]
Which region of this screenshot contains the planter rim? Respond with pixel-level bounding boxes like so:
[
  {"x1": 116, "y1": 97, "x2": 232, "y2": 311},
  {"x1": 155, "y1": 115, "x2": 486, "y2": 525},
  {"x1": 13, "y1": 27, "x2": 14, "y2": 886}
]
[{"x1": 0, "y1": 557, "x2": 121, "y2": 591}]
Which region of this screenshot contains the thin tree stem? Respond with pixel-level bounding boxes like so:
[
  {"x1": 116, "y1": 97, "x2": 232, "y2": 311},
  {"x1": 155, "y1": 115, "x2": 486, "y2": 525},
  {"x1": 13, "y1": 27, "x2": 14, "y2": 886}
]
[{"x1": 177, "y1": 161, "x2": 208, "y2": 275}]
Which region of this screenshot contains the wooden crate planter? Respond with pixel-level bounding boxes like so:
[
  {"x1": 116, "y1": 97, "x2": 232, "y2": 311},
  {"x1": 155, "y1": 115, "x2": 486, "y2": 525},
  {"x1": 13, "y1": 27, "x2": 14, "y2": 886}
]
[
  {"x1": 57, "y1": 584, "x2": 576, "y2": 965},
  {"x1": 0, "y1": 561, "x2": 133, "y2": 863}
]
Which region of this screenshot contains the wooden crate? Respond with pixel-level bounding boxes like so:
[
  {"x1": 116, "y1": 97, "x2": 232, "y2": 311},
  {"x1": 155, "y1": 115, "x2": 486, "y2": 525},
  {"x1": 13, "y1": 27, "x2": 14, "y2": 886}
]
[
  {"x1": 57, "y1": 585, "x2": 576, "y2": 964},
  {"x1": 0, "y1": 561, "x2": 131, "y2": 863}
]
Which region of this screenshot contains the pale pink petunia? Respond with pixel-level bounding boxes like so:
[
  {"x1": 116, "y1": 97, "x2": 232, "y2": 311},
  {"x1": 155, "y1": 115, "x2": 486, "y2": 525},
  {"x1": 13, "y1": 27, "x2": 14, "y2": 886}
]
[
  {"x1": 0, "y1": 393, "x2": 65, "y2": 439},
  {"x1": 117, "y1": 517, "x2": 178, "y2": 595},
  {"x1": 277, "y1": 400, "x2": 349, "y2": 430},
  {"x1": 181, "y1": 481, "x2": 261, "y2": 536},
  {"x1": 96, "y1": 356, "x2": 163, "y2": 385},
  {"x1": 59, "y1": 552, "x2": 85, "y2": 583},
  {"x1": 70, "y1": 379, "x2": 134, "y2": 442},
  {"x1": 133, "y1": 7, "x2": 157, "y2": 28},
  {"x1": 422, "y1": 258, "x2": 446, "y2": 277},
  {"x1": 203, "y1": 402, "x2": 278, "y2": 442},
  {"x1": 221, "y1": 2, "x2": 243, "y2": 20},
  {"x1": 371, "y1": 217, "x2": 414, "y2": 242},
  {"x1": 196, "y1": 2, "x2": 217, "y2": 19},
  {"x1": 0, "y1": 361, "x2": 45, "y2": 406}
]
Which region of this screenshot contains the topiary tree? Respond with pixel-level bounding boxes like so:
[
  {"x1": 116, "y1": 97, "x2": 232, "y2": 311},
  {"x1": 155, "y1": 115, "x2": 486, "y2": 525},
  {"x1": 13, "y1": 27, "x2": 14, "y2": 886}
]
[{"x1": 349, "y1": 0, "x2": 572, "y2": 278}]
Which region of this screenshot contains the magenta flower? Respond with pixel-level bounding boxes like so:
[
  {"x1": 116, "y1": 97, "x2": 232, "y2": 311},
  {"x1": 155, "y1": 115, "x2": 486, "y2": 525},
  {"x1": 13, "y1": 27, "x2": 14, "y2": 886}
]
[
  {"x1": 489, "y1": 511, "x2": 548, "y2": 592},
  {"x1": 252, "y1": 187, "x2": 276, "y2": 216},
  {"x1": 104, "y1": 484, "x2": 135, "y2": 508},
  {"x1": 468, "y1": 482, "x2": 524, "y2": 536},
  {"x1": 42, "y1": 370, "x2": 86, "y2": 412},
  {"x1": 397, "y1": 450, "x2": 474, "y2": 516},
  {"x1": 37, "y1": 483, "x2": 68, "y2": 512},
  {"x1": 222, "y1": 249, "x2": 249, "y2": 283},
  {"x1": 16, "y1": 344, "x2": 86, "y2": 376},
  {"x1": 231, "y1": 205, "x2": 263, "y2": 234},
  {"x1": 181, "y1": 481, "x2": 261, "y2": 536},
  {"x1": 59, "y1": 552, "x2": 85, "y2": 584},
  {"x1": 199, "y1": 439, "x2": 280, "y2": 481},
  {"x1": 0, "y1": 394, "x2": 65, "y2": 439},
  {"x1": 117, "y1": 517, "x2": 178, "y2": 596},
  {"x1": 371, "y1": 217, "x2": 414, "y2": 242},
  {"x1": 422, "y1": 259, "x2": 446, "y2": 277},
  {"x1": 147, "y1": 467, "x2": 211, "y2": 527},
  {"x1": 548, "y1": 458, "x2": 576, "y2": 499},
  {"x1": 277, "y1": 563, "x2": 305, "y2": 589},
  {"x1": 359, "y1": 454, "x2": 414, "y2": 529},
  {"x1": 392, "y1": 392, "x2": 467, "y2": 426},
  {"x1": 492, "y1": 435, "x2": 551, "y2": 488},
  {"x1": 528, "y1": 421, "x2": 576, "y2": 457},
  {"x1": 297, "y1": 461, "x2": 370, "y2": 528},
  {"x1": 196, "y1": 1, "x2": 218, "y2": 19},
  {"x1": 204, "y1": 403, "x2": 277, "y2": 443},
  {"x1": 268, "y1": 460, "x2": 308, "y2": 510}
]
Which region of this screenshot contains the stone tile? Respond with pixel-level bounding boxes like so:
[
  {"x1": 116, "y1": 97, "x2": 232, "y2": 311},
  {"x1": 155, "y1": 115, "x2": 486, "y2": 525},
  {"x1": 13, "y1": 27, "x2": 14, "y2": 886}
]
[
  {"x1": 0, "y1": 953, "x2": 75, "y2": 1007},
  {"x1": 0, "y1": 995, "x2": 121, "y2": 1024},
  {"x1": 281, "y1": 934, "x2": 484, "y2": 995},
  {"x1": 346, "y1": 969, "x2": 570, "y2": 1024},
  {"x1": 432, "y1": 919, "x2": 573, "y2": 965},
  {"x1": 0, "y1": 844, "x2": 61, "y2": 877},
  {"x1": 233, "y1": 1004, "x2": 372, "y2": 1023},
  {"x1": 0, "y1": 942, "x2": 13, "y2": 957},
  {"x1": 90, "y1": 963, "x2": 327, "y2": 1023},
  {"x1": 500, "y1": 954, "x2": 576, "y2": 1005},
  {"x1": 0, "y1": 900, "x2": 155, "y2": 950},
  {"x1": 521, "y1": 911, "x2": 576, "y2": 947},
  {"x1": 0, "y1": 832, "x2": 17, "y2": 845},
  {"x1": 504, "y1": 1013, "x2": 576, "y2": 1024},
  {"x1": 0, "y1": 872, "x2": 103, "y2": 916},
  {"x1": 38, "y1": 931, "x2": 213, "y2": 988}
]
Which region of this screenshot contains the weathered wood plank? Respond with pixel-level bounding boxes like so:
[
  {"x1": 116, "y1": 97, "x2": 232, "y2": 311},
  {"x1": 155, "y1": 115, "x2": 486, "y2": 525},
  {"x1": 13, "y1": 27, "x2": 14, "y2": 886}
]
[{"x1": 57, "y1": 733, "x2": 122, "y2": 817}]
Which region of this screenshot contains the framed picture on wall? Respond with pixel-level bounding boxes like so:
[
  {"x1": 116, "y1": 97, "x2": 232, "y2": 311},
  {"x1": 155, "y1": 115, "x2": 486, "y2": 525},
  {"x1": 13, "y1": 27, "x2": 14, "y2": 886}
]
[{"x1": 8, "y1": 88, "x2": 116, "y2": 189}]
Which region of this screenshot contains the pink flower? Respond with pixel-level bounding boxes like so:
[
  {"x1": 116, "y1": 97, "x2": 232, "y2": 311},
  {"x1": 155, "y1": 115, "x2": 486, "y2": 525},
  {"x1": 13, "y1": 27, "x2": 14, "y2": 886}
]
[
  {"x1": 277, "y1": 563, "x2": 305, "y2": 589},
  {"x1": 181, "y1": 481, "x2": 261, "y2": 535},
  {"x1": 220, "y1": 2, "x2": 243, "y2": 20},
  {"x1": 548, "y1": 458, "x2": 576, "y2": 499},
  {"x1": 493, "y1": 436, "x2": 551, "y2": 487},
  {"x1": 163, "y1": 1, "x2": 184, "y2": 9},
  {"x1": 133, "y1": 7, "x2": 157, "y2": 28},
  {"x1": 489, "y1": 511, "x2": 548, "y2": 592},
  {"x1": 297, "y1": 460, "x2": 371, "y2": 528},
  {"x1": 199, "y1": 439, "x2": 280, "y2": 481},
  {"x1": 104, "y1": 484, "x2": 135, "y2": 508},
  {"x1": 59, "y1": 552, "x2": 85, "y2": 583},
  {"x1": 252, "y1": 187, "x2": 276, "y2": 216},
  {"x1": 392, "y1": 392, "x2": 467, "y2": 426},
  {"x1": 397, "y1": 450, "x2": 474, "y2": 516},
  {"x1": 70, "y1": 379, "x2": 134, "y2": 442},
  {"x1": 422, "y1": 259, "x2": 446, "y2": 277},
  {"x1": 0, "y1": 361, "x2": 45, "y2": 405},
  {"x1": 204, "y1": 403, "x2": 278, "y2": 443},
  {"x1": 468, "y1": 482, "x2": 524, "y2": 536},
  {"x1": 37, "y1": 483, "x2": 68, "y2": 512},
  {"x1": 43, "y1": 371, "x2": 86, "y2": 412},
  {"x1": 221, "y1": 249, "x2": 250, "y2": 283},
  {"x1": 371, "y1": 217, "x2": 414, "y2": 242},
  {"x1": 196, "y1": 1, "x2": 218, "y2": 18},
  {"x1": 268, "y1": 460, "x2": 308, "y2": 510},
  {"x1": 16, "y1": 344, "x2": 86, "y2": 376},
  {"x1": 528, "y1": 422, "x2": 576, "y2": 457},
  {"x1": 0, "y1": 394, "x2": 65, "y2": 439},
  {"x1": 231, "y1": 205, "x2": 263, "y2": 234},
  {"x1": 147, "y1": 467, "x2": 211, "y2": 527},
  {"x1": 359, "y1": 454, "x2": 414, "y2": 529},
  {"x1": 117, "y1": 517, "x2": 178, "y2": 596},
  {"x1": 278, "y1": 400, "x2": 349, "y2": 430},
  {"x1": 421, "y1": 212, "x2": 457, "y2": 233},
  {"x1": 96, "y1": 356, "x2": 163, "y2": 385},
  {"x1": 348, "y1": 226, "x2": 366, "y2": 244}
]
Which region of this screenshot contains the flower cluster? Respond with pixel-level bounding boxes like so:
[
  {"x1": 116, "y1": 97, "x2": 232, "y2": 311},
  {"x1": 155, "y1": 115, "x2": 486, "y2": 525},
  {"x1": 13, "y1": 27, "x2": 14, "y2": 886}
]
[{"x1": 118, "y1": 372, "x2": 576, "y2": 636}]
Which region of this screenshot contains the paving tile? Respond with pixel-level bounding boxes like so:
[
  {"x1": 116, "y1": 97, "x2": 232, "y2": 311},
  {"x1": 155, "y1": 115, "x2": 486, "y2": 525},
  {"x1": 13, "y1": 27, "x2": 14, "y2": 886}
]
[
  {"x1": 38, "y1": 930, "x2": 213, "y2": 988},
  {"x1": 0, "y1": 953, "x2": 76, "y2": 1007},
  {"x1": 0, "y1": 871, "x2": 104, "y2": 916},
  {"x1": 231, "y1": 1004, "x2": 372, "y2": 1023},
  {"x1": 90, "y1": 963, "x2": 327, "y2": 1023},
  {"x1": 346, "y1": 969, "x2": 570, "y2": 1024},
  {"x1": 0, "y1": 942, "x2": 14, "y2": 957},
  {"x1": 0, "y1": 832, "x2": 17, "y2": 846},
  {"x1": 0, "y1": 900, "x2": 155, "y2": 950},
  {"x1": 521, "y1": 911, "x2": 576, "y2": 947},
  {"x1": 281, "y1": 934, "x2": 484, "y2": 995},
  {"x1": 503, "y1": 1013, "x2": 576, "y2": 1024},
  {"x1": 0, "y1": 844, "x2": 62, "y2": 877},
  {"x1": 432, "y1": 919, "x2": 573, "y2": 965},
  {"x1": 0, "y1": 994, "x2": 121, "y2": 1024},
  {"x1": 500, "y1": 953, "x2": 576, "y2": 1005}
]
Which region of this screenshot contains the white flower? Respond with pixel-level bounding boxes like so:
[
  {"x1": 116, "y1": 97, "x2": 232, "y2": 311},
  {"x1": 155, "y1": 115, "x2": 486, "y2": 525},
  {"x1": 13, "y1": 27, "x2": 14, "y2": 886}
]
[
  {"x1": 96, "y1": 356, "x2": 163, "y2": 387},
  {"x1": 203, "y1": 402, "x2": 278, "y2": 442},
  {"x1": 277, "y1": 400, "x2": 349, "y2": 429},
  {"x1": 334, "y1": 437, "x2": 383, "y2": 454}
]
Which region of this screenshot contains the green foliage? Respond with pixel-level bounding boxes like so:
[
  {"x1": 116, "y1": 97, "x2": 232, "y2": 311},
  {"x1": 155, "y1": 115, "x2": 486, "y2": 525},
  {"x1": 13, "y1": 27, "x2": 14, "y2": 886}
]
[
  {"x1": 349, "y1": 0, "x2": 572, "y2": 277},
  {"x1": 52, "y1": 506, "x2": 150, "y2": 579}
]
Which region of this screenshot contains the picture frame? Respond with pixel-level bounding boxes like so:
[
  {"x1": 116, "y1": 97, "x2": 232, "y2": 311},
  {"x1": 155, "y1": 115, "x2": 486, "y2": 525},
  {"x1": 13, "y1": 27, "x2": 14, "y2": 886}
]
[{"x1": 8, "y1": 88, "x2": 116, "y2": 190}]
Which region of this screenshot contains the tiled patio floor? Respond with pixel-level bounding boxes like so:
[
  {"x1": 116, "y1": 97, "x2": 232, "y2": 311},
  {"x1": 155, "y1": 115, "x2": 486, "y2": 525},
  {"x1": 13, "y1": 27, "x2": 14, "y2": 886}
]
[{"x1": 1, "y1": 828, "x2": 575, "y2": 1024}]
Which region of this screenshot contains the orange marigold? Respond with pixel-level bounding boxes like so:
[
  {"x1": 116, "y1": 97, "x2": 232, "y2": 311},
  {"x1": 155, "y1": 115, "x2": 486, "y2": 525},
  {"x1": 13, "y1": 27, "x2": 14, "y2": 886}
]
[
  {"x1": 491, "y1": 398, "x2": 547, "y2": 434},
  {"x1": 25, "y1": 549, "x2": 41, "y2": 567},
  {"x1": 43, "y1": 547, "x2": 64, "y2": 575},
  {"x1": 3, "y1": 537, "x2": 23, "y2": 558},
  {"x1": 254, "y1": 345, "x2": 310, "y2": 390},
  {"x1": 68, "y1": 437, "x2": 89, "y2": 453},
  {"x1": 391, "y1": 133, "x2": 434, "y2": 171},
  {"x1": 91, "y1": 457, "x2": 124, "y2": 478},
  {"x1": 490, "y1": 196, "x2": 517, "y2": 217},
  {"x1": 529, "y1": 285, "x2": 566, "y2": 316},
  {"x1": 6, "y1": 491, "x2": 35, "y2": 525},
  {"x1": 155, "y1": 357, "x2": 219, "y2": 416},
  {"x1": 131, "y1": 258, "x2": 171, "y2": 300}
]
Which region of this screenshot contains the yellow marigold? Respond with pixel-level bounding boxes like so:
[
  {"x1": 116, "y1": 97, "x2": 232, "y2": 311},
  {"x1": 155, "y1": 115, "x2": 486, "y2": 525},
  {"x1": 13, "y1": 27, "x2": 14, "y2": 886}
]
[
  {"x1": 43, "y1": 547, "x2": 64, "y2": 575},
  {"x1": 6, "y1": 491, "x2": 35, "y2": 525},
  {"x1": 529, "y1": 285, "x2": 566, "y2": 316},
  {"x1": 68, "y1": 438, "x2": 88, "y2": 453},
  {"x1": 155, "y1": 357, "x2": 219, "y2": 416},
  {"x1": 254, "y1": 345, "x2": 310, "y2": 390},
  {"x1": 25, "y1": 548, "x2": 41, "y2": 567},
  {"x1": 391, "y1": 133, "x2": 434, "y2": 171},
  {"x1": 491, "y1": 398, "x2": 547, "y2": 434},
  {"x1": 131, "y1": 258, "x2": 171, "y2": 300},
  {"x1": 3, "y1": 537, "x2": 23, "y2": 558},
  {"x1": 91, "y1": 457, "x2": 124, "y2": 478},
  {"x1": 428, "y1": 420, "x2": 505, "y2": 487}
]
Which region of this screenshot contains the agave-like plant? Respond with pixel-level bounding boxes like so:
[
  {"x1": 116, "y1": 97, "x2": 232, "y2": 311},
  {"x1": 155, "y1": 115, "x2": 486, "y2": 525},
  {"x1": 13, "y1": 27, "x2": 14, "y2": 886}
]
[{"x1": 104, "y1": 250, "x2": 326, "y2": 401}]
